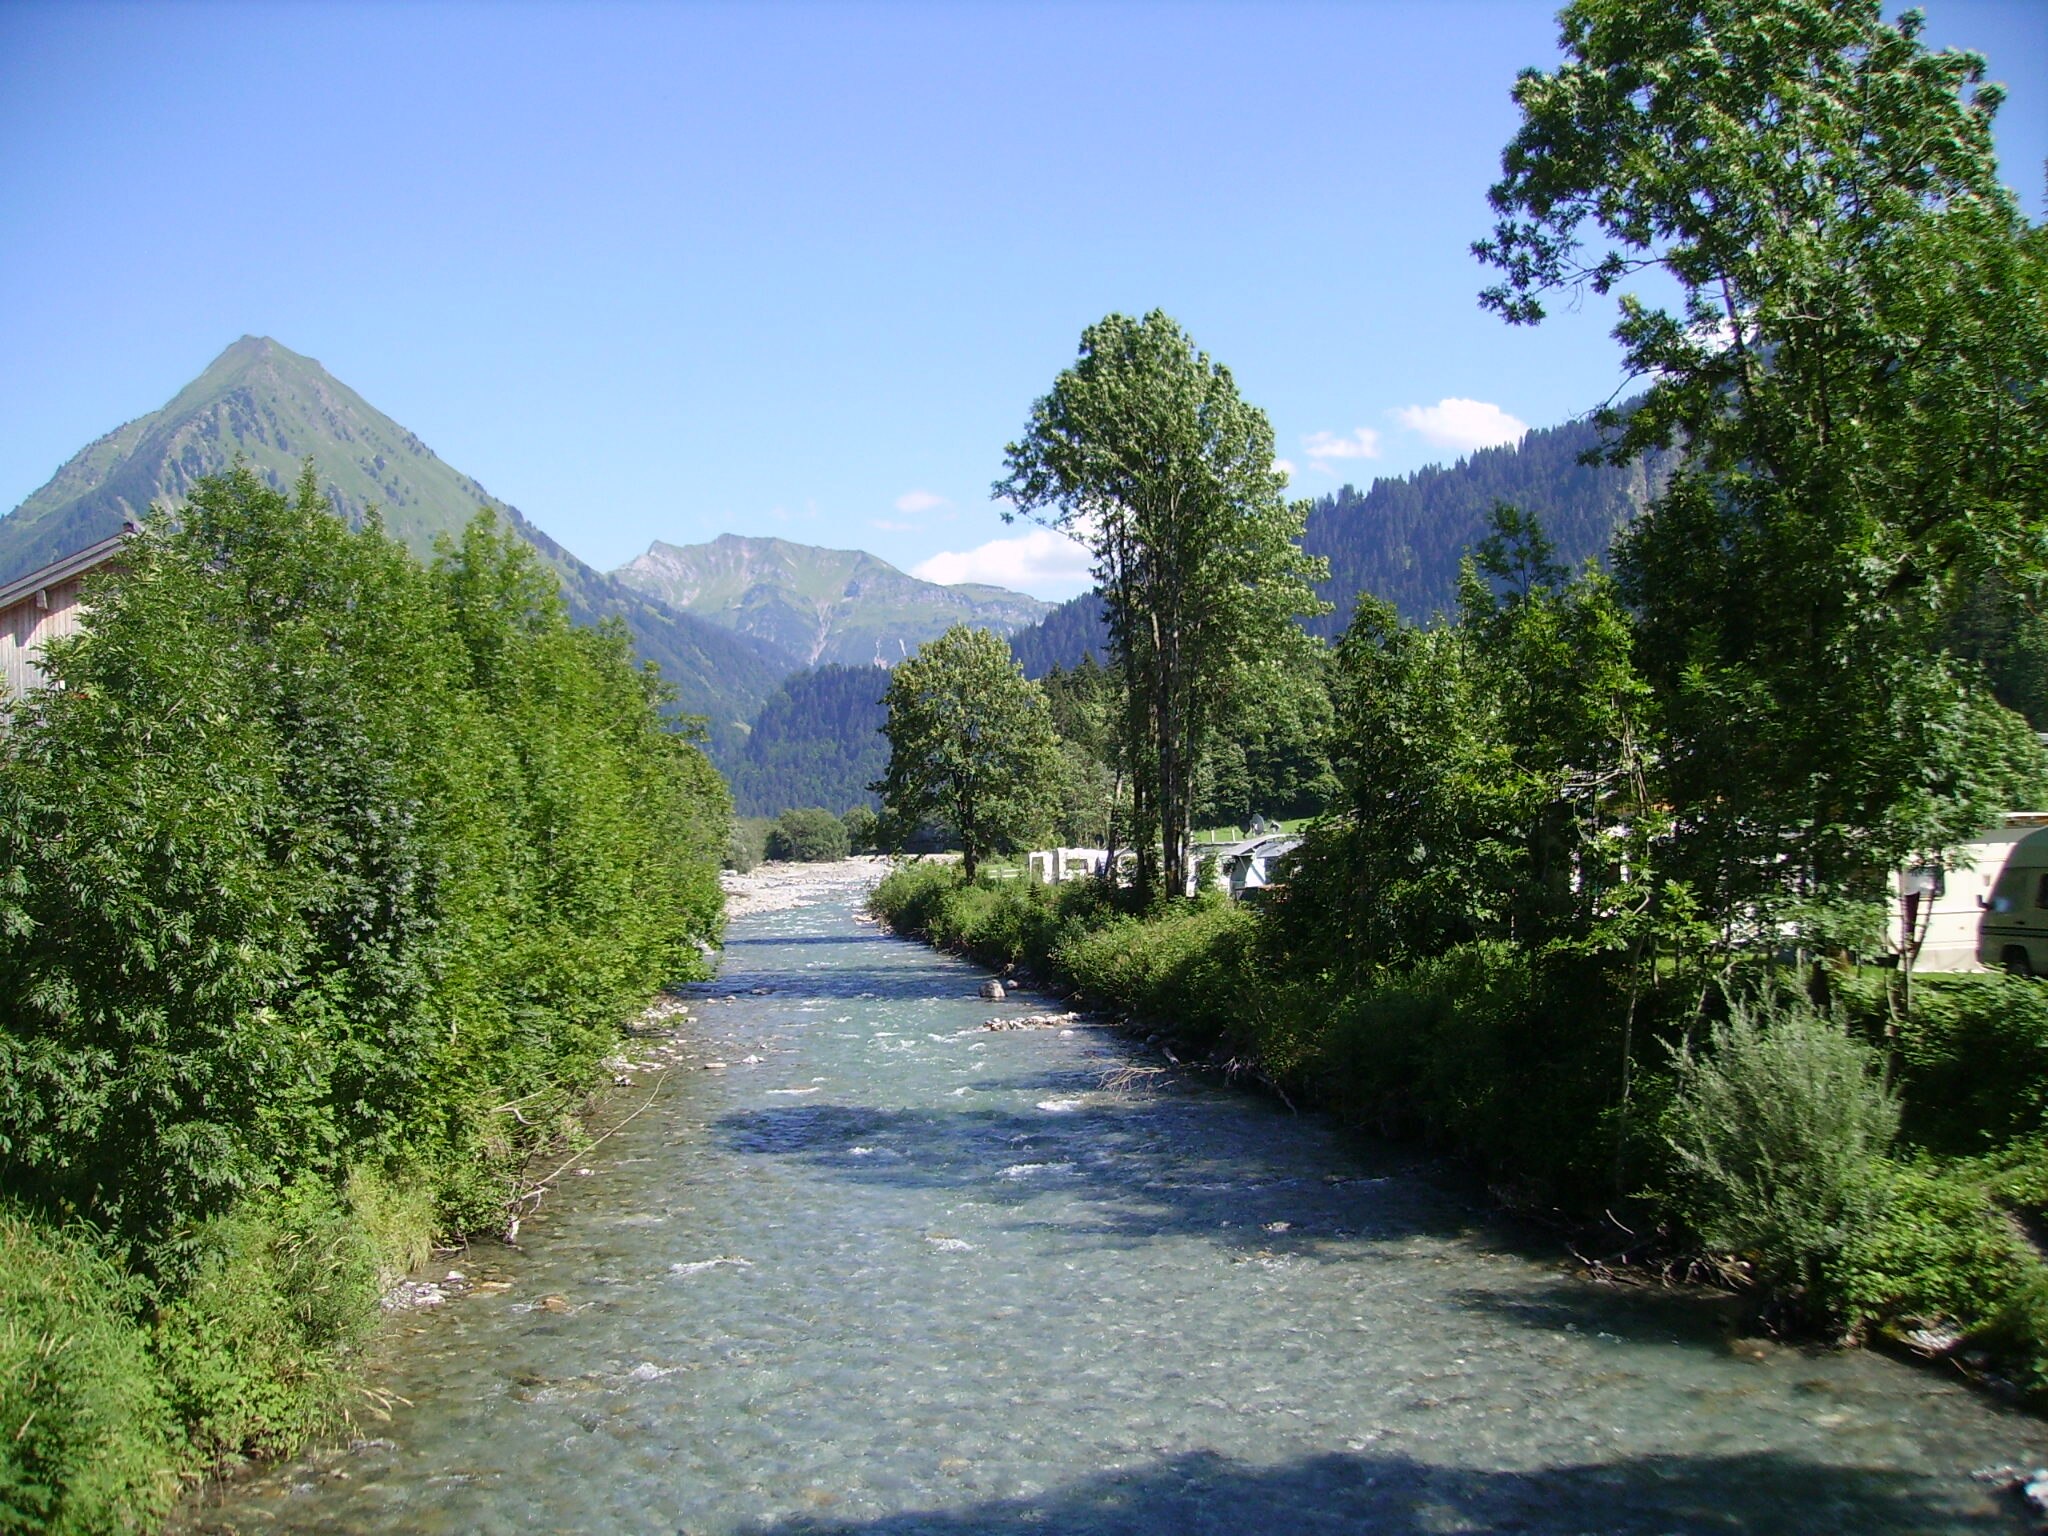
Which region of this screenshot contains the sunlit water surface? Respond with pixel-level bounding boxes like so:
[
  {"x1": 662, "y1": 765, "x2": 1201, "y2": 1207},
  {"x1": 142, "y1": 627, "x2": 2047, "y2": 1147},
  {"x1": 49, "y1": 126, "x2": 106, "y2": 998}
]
[{"x1": 188, "y1": 893, "x2": 2047, "y2": 1534}]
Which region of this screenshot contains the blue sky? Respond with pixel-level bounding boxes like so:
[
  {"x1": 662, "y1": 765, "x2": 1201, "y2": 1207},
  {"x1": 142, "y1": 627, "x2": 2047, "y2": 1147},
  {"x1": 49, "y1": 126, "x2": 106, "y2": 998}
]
[{"x1": 2, "y1": 1, "x2": 2042, "y2": 600}]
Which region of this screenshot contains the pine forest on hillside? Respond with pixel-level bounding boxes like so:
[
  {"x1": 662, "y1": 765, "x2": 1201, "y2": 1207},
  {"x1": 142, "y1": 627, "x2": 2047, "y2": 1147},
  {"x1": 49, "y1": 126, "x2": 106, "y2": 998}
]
[
  {"x1": 1301, "y1": 412, "x2": 1676, "y2": 632},
  {"x1": 725, "y1": 664, "x2": 890, "y2": 818}
]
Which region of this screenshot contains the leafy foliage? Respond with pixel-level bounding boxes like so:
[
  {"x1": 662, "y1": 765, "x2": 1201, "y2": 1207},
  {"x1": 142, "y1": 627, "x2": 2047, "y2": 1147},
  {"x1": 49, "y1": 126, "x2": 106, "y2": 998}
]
[
  {"x1": 150, "y1": 1184, "x2": 378, "y2": 1463},
  {"x1": 1040, "y1": 658, "x2": 1125, "y2": 849},
  {"x1": 873, "y1": 625, "x2": 1061, "y2": 880},
  {"x1": 1280, "y1": 507, "x2": 1657, "y2": 982},
  {"x1": 841, "y1": 805, "x2": 879, "y2": 855},
  {"x1": 0, "y1": 1213, "x2": 177, "y2": 1534},
  {"x1": 1663, "y1": 998, "x2": 1900, "y2": 1299},
  {"x1": 997, "y1": 311, "x2": 1327, "y2": 900},
  {"x1": 1892, "y1": 976, "x2": 2048, "y2": 1155},
  {"x1": 766, "y1": 807, "x2": 852, "y2": 863},
  {"x1": 0, "y1": 464, "x2": 730, "y2": 1503},
  {"x1": 1478, "y1": 0, "x2": 2048, "y2": 940}
]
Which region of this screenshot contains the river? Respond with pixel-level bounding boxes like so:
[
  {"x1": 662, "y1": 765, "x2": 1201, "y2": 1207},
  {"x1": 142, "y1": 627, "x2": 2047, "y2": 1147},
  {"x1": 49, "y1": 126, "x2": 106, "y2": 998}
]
[{"x1": 188, "y1": 873, "x2": 2047, "y2": 1533}]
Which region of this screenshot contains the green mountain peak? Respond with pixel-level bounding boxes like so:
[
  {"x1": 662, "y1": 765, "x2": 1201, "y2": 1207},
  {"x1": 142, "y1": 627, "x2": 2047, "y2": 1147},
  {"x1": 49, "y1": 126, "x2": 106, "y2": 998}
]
[
  {"x1": 0, "y1": 339, "x2": 795, "y2": 752},
  {"x1": 0, "y1": 334, "x2": 502, "y2": 579}
]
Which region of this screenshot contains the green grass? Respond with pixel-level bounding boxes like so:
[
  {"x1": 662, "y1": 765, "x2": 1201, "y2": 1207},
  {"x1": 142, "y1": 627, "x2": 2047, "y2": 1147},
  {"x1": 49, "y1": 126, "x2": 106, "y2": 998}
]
[{"x1": 1190, "y1": 817, "x2": 1310, "y2": 844}]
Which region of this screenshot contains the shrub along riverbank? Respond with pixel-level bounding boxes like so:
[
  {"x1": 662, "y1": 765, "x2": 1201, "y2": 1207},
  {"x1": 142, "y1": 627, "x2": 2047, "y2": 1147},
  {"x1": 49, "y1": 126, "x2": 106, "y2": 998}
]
[
  {"x1": 869, "y1": 863, "x2": 2048, "y2": 1408},
  {"x1": 0, "y1": 468, "x2": 728, "y2": 1533}
]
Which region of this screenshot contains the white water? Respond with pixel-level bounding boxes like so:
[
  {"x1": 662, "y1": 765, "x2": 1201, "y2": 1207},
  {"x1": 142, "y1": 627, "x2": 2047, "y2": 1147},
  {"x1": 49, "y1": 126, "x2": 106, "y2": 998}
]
[{"x1": 186, "y1": 893, "x2": 2048, "y2": 1534}]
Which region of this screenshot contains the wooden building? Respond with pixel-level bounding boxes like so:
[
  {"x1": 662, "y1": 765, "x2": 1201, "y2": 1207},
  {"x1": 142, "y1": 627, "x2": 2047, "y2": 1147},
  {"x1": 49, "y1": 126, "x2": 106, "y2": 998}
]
[{"x1": 0, "y1": 528, "x2": 130, "y2": 700}]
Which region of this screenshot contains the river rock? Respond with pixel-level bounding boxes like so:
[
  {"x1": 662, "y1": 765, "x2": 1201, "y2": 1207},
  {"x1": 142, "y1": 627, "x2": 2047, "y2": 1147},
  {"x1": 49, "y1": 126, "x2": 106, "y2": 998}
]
[
  {"x1": 979, "y1": 980, "x2": 1005, "y2": 1000},
  {"x1": 2022, "y1": 1468, "x2": 2048, "y2": 1520},
  {"x1": 379, "y1": 1279, "x2": 448, "y2": 1312}
]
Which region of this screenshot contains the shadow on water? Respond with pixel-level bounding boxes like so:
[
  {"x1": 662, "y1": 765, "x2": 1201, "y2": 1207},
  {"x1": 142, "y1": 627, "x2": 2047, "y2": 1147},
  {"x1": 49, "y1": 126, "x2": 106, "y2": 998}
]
[
  {"x1": 687, "y1": 967, "x2": 970, "y2": 1002},
  {"x1": 1441, "y1": 1278, "x2": 1747, "y2": 1352},
  {"x1": 709, "y1": 1099, "x2": 1473, "y2": 1255},
  {"x1": 736, "y1": 1445, "x2": 2014, "y2": 1536}
]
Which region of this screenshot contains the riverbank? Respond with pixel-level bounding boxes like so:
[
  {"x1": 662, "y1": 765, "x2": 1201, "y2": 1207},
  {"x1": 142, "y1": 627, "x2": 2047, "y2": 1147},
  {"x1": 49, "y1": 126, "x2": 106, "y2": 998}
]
[
  {"x1": 288, "y1": 866, "x2": 891, "y2": 1313},
  {"x1": 720, "y1": 855, "x2": 891, "y2": 920},
  {"x1": 866, "y1": 864, "x2": 2048, "y2": 1418}
]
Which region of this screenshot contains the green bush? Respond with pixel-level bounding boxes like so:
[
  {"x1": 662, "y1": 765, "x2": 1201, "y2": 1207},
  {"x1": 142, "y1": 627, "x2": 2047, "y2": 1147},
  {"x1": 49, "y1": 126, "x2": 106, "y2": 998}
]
[
  {"x1": 1662, "y1": 997, "x2": 1899, "y2": 1299},
  {"x1": 765, "y1": 806, "x2": 851, "y2": 862},
  {"x1": 1059, "y1": 900, "x2": 1259, "y2": 1047},
  {"x1": 1831, "y1": 1159, "x2": 2031, "y2": 1330},
  {"x1": 1296, "y1": 943, "x2": 1640, "y2": 1199},
  {"x1": 0, "y1": 1213, "x2": 180, "y2": 1535},
  {"x1": 151, "y1": 1184, "x2": 379, "y2": 1464},
  {"x1": 868, "y1": 863, "x2": 960, "y2": 935},
  {"x1": 725, "y1": 818, "x2": 761, "y2": 872},
  {"x1": 871, "y1": 864, "x2": 1260, "y2": 1046},
  {"x1": 842, "y1": 805, "x2": 879, "y2": 854},
  {"x1": 1980, "y1": 1267, "x2": 2048, "y2": 1402},
  {"x1": 1894, "y1": 975, "x2": 2048, "y2": 1154},
  {"x1": 869, "y1": 865, "x2": 1108, "y2": 979},
  {"x1": 344, "y1": 1166, "x2": 436, "y2": 1292}
]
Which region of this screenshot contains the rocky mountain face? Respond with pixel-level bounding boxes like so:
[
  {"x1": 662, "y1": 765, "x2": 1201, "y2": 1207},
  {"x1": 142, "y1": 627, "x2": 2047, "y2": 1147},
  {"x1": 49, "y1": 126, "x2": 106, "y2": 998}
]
[
  {"x1": 613, "y1": 534, "x2": 1051, "y2": 669},
  {"x1": 0, "y1": 337, "x2": 790, "y2": 752}
]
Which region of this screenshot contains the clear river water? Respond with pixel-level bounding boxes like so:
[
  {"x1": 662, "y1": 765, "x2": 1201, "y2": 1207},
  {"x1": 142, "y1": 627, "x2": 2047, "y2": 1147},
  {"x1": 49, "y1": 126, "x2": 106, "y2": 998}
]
[{"x1": 188, "y1": 884, "x2": 2048, "y2": 1534}]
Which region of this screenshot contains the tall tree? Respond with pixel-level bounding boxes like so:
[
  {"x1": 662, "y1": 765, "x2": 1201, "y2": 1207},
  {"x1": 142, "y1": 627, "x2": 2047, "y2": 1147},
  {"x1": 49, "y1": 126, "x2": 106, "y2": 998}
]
[
  {"x1": 1475, "y1": 0, "x2": 2048, "y2": 936},
  {"x1": 872, "y1": 625, "x2": 1060, "y2": 881},
  {"x1": 996, "y1": 310, "x2": 1327, "y2": 902}
]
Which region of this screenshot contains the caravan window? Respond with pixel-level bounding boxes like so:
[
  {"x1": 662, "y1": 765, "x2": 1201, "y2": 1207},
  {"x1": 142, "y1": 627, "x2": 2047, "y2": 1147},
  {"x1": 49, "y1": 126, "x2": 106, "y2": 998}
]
[
  {"x1": 1905, "y1": 865, "x2": 1946, "y2": 899},
  {"x1": 2036, "y1": 873, "x2": 2048, "y2": 910}
]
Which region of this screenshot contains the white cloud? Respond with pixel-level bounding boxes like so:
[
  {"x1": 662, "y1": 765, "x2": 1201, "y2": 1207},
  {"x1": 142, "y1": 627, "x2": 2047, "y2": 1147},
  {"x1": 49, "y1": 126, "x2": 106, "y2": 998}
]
[
  {"x1": 1272, "y1": 458, "x2": 1297, "y2": 482},
  {"x1": 912, "y1": 525, "x2": 1094, "y2": 599},
  {"x1": 895, "y1": 489, "x2": 950, "y2": 514},
  {"x1": 1301, "y1": 428, "x2": 1382, "y2": 472},
  {"x1": 1392, "y1": 398, "x2": 1528, "y2": 453}
]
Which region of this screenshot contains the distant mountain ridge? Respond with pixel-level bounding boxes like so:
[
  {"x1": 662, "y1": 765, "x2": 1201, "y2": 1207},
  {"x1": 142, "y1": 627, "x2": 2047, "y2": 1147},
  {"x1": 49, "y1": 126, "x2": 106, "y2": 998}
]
[
  {"x1": 0, "y1": 337, "x2": 789, "y2": 751},
  {"x1": 613, "y1": 533, "x2": 1050, "y2": 669}
]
